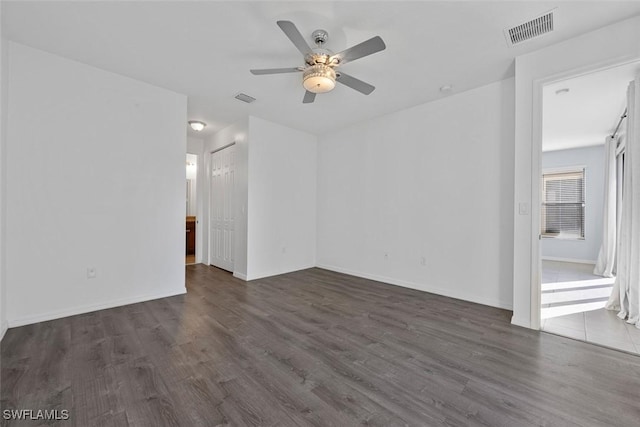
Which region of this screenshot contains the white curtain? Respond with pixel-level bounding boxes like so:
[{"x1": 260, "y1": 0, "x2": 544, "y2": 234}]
[
  {"x1": 606, "y1": 75, "x2": 640, "y2": 328},
  {"x1": 593, "y1": 135, "x2": 617, "y2": 277}
]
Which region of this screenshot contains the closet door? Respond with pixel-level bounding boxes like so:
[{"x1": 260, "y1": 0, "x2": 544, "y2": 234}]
[{"x1": 209, "y1": 145, "x2": 235, "y2": 271}]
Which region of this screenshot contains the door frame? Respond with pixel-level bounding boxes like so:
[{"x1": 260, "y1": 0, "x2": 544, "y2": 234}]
[
  {"x1": 529, "y1": 56, "x2": 640, "y2": 330},
  {"x1": 185, "y1": 152, "x2": 200, "y2": 264}
]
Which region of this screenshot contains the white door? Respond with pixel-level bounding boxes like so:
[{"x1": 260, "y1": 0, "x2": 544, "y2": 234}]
[{"x1": 209, "y1": 145, "x2": 235, "y2": 271}]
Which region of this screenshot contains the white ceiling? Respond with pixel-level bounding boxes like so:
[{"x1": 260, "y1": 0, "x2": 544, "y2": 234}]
[
  {"x1": 3, "y1": 1, "x2": 640, "y2": 137},
  {"x1": 543, "y1": 61, "x2": 640, "y2": 152}
]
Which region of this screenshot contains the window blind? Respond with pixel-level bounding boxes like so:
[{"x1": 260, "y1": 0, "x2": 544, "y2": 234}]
[{"x1": 541, "y1": 169, "x2": 585, "y2": 239}]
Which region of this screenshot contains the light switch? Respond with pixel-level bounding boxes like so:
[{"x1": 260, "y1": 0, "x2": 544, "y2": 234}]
[{"x1": 518, "y1": 202, "x2": 530, "y2": 215}]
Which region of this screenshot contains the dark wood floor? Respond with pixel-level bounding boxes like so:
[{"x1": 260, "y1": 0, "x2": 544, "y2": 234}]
[{"x1": 2, "y1": 265, "x2": 640, "y2": 426}]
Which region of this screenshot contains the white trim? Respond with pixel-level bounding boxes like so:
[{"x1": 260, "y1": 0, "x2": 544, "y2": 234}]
[
  {"x1": 233, "y1": 272, "x2": 248, "y2": 281},
  {"x1": 245, "y1": 265, "x2": 316, "y2": 282},
  {"x1": 511, "y1": 315, "x2": 531, "y2": 329},
  {"x1": 316, "y1": 263, "x2": 513, "y2": 310},
  {"x1": 530, "y1": 74, "x2": 544, "y2": 331},
  {"x1": 541, "y1": 256, "x2": 596, "y2": 265},
  {"x1": 7, "y1": 288, "x2": 187, "y2": 328},
  {"x1": 0, "y1": 321, "x2": 8, "y2": 341}
]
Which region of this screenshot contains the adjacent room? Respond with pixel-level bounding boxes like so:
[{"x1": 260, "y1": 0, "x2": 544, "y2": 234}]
[
  {"x1": 1, "y1": 2, "x2": 640, "y2": 426},
  {"x1": 539, "y1": 61, "x2": 640, "y2": 353},
  {"x1": 185, "y1": 153, "x2": 198, "y2": 265}
]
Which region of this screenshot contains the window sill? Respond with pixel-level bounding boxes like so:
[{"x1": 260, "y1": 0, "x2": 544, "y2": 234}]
[{"x1": 541, "y1": 235, "x2": 585, "y2": 241}]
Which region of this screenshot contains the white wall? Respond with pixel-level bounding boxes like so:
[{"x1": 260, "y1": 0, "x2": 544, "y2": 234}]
[
  {"x1": 187, "y1": 137, "x2": 205, "y2": 263},
  {"x1": 187, "y1": 137, "x2": 204, "y2": 155},
  {"x1": 204, "y1": 119, "x2": 249, "y2": 278},
  {"x1": 513, "y1": 15, "x2": 640, "y2": 328},
  {"x1": 202, "y1": 116, "x2": 317, "y2": 281},
  {"x1": 5, "y1": 43, "x2": 187, "y2": 326},
  {"x1": 541, "y1": 145, "x2": 605, "y2": 263},
  {"x1": 246, "y1": 116, "x2": 317, "y2": 280},
  {"x1": 317, "y1": 79, "x2": 515, "y2": 309}
]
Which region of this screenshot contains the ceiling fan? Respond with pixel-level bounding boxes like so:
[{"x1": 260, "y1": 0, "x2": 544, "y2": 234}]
[{"x1": 250, "y1": 21, "x2": 386, "y2": 104}]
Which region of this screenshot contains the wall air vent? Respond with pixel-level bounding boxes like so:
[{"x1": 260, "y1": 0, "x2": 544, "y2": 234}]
[
  {"x1": 504, "y1": 9, "x2": 556, "y2": 47},
  {"x1": 234, "y1": 93, "x2": 256, "y2": 103}
]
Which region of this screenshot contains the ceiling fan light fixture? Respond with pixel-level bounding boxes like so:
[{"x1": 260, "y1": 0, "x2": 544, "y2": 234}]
[
  {"x1": 188, "y1": 120, "x2": 206, "y2": 132},
  {"x1": 303, "y1": 65, "x2": 336, "y2": 94},
  {"x1": 250, "y1": 20, "x2": 385, "y2": 103}
]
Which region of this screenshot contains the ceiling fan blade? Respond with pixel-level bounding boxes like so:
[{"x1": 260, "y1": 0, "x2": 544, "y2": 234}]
[
  {"x1": 330, "y1": 36, "x2": 386, "y2": 65},
  {"x1": 277, "y1": 20, "x2": 312, "y2": 56},
  {"x1": 303, "y1": 91, "x2": 316, "y2": 104},
  {"x1": 336, "y1": 72, "x2": 375, "y2": 95},
  {"x1": 250, "y1": 67, "x2": 302, "y2": 75}
]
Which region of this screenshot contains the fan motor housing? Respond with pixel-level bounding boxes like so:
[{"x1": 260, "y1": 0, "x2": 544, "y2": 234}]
[{"x1": 305, "y1": 50, "x2": 334, "y2": 66}]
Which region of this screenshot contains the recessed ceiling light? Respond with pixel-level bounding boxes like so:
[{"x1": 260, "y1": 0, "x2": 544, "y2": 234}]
[
  {"x1": 555, "y1": 88, "x2": 570, "y2": 95},
  {"x1": 188, "y1": 121, "x2": 206, "y2": 131},
  {"x1": 440, "y1": 85, "x2": 453, "y2": 92}
]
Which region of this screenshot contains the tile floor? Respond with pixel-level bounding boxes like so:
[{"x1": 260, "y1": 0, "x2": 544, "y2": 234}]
[
  {"x1": 541, "y1": 260, "x2": 640, "y2": 355},
  {"x1": 541, "y1": 260, "x2": 614, "y2": 319}
]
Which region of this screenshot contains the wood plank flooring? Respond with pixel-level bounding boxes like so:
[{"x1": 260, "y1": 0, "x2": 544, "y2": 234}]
[{"x1": 2, "y1": 265, "x2": 640, "y2": 426}]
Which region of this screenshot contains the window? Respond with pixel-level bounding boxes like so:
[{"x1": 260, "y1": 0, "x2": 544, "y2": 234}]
[{"x1": 541, "y1": 168, "x2": 585, "y2": 239}]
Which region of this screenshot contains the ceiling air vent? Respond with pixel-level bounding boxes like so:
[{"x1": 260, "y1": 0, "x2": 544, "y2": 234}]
[
  {"x1": 234, "y1": 93, "x2": 256, "y2": 103},
  {"x1": 504, "y1": 9, "x2": 556, "y2": 47}
]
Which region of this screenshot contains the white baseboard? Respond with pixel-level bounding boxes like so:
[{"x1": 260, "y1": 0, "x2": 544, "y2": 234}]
[
  {"x1": 315, "y1": 263, "x2": 513, "y2": 311},
  {"x1": 7, "y1": 287, "x2": 187, "y2": 328},
  {"x1": 233, "y1": 272, "x2": 248, "y2": 281},
  {"x1": 542, "y1": 256, "x2": 596, "y2": 265},
  {"x1": 511, "y1": 314, "x2": 532, "y2": 329},
  {"x1": 245, "y1": 264, "x2": 316, "y2": 282},
  {"x1": 0, "y1": 320, "x2": 8, "y2": 341}
]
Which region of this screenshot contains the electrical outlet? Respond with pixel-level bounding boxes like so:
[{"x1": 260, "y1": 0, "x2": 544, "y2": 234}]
[
  {"x1": 282, "y1": 246, "x2": 287, "y2": 254},
  {"x1": 384, "y1": 252, "x2": 389, "y2": 260},
  {"x1": 87, "y1": 267, "x2": 97, "y2": 279},
  {"x1": 420, "y1": 257, "x2": 426, "y2": 266}
]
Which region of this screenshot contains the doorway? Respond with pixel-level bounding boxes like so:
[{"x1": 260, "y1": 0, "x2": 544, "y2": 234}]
[
  {"x1": 186, "y1": 153, "x2": 198, "y2": 265},
  {"x1": 538, "y1": 61, "x2": 640, "y2": 354},
  {"x1": 209, "y1": 144, "x2": 235, "y2": 272}
]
